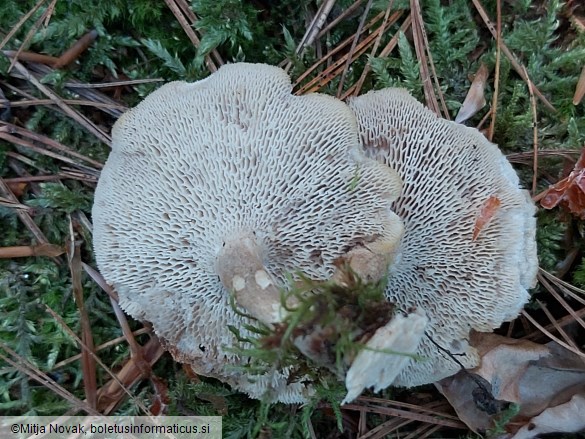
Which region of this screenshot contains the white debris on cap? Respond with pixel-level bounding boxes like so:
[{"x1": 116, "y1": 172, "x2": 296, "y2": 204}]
[
  {"x1": 343, "y1": 308, "x2": 428, "y2": 405},
  {"x1": 92, "y1": 63, "x2": 404, "y2": 402},
  {"x1": 348, "y1": 88, "x2": 538, "y2": 387}
]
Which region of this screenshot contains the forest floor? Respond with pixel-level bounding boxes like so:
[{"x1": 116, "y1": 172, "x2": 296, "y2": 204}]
[{"x1": 1, "y1": 0, "x2": 584, "y2": 438}]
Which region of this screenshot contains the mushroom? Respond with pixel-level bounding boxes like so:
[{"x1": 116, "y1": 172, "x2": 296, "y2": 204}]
[
  {"x1": 347, "y1": 88, "x2": 538, "y2": 387},
  {"x1": 92, "y1": 63, "x2": 404, "y2": 402}
]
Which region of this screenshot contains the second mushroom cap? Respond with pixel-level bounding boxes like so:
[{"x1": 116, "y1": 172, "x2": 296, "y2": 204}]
[{"x1": 348, "y1": 88, "x2": 538, "y2": 387}]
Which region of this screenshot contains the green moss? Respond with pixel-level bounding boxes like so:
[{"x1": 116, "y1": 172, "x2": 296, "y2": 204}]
[
  {"x1": 1, "y1": 0, "x2": 584, "y2": 435},
  {"x1": 228, "y1": 266, "x2": 397, "y2": 386},
  {"x1": 536, "y1": 210, "x2": 567, "y2": 271},
  {"x1": 573, "y1": 257, "x2": 585, "y2": 289}
]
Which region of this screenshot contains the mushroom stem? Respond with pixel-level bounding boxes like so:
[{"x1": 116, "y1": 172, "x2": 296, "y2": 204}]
[
  {"x1": 216, "y1": 233, "x2": 284, "y2": 324},
  {"x1": 334, "y1": 218, "x2": 404, "y2": 285}
]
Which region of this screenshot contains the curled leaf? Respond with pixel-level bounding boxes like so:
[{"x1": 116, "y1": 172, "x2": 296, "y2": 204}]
[
  {"x1": 456, "y1": 63, "x2": 489, "y2": 123},
  {"x1": 511, "y1": 395, "x2": 585, "y2": 439},
  {"x1": 540, "y1": 148, "x2": 585, "y2": 219},
  {"x1": 473, "y1": 195, "x2": 501, "y2": 241},
  {"x1": 437, "y1": 333, "x2": 585, "y2": 437}
]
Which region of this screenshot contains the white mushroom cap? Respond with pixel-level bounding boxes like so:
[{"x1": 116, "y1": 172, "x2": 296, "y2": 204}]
[
  {"x1": 92, "y1": 63, "x2": 404, "y2": 402},
  {"x1": 347, "y1": 88, "x2": 538, "y2": 387}
]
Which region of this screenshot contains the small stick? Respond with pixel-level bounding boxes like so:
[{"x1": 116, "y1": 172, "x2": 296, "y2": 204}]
[
  {"x1": 174, "y1": 0, "x2": 224, "y2": 67},
  {"x1": 488, "y1": 0, "x2": 502, "y2": 141},
  {"x1": 0, "y1": 177, "x2": 53, "y2": 250},
  {"x1": 0, "y1": 196, "x2": 30, "y2": 209},
  {"x1": 2, "y1": 50, "x2": 58, "y2": 65},
  {"x1": 0, "y1": 121, "x2": 104, "y2": 168},
  {"x1": 5, "y1": 98, "x2": 125, "y2": 111},
  {"x1": 350, "y1": 0, "x2": 396, "y2": 98},
  {"x1": 296, "y1": 11, "x2": 387, "y2": 95},
  {"x1": 65, "y1": 78, "x2": 164, "y2": 89},
  {"x1": 0, "y1": 341, "x2": 102, "y2": 416},
  {"x1": 337, "y1": 0, "x2": 374, "y2": 97},
  {"x1": 573, "y1": 66, "x2": 585, "y2": 105},
  {"x1": 83, "y1": 262, "x2": 119, "y2": 301},
  {"x1": 294, "y1": 10, "x2": 385, "y2": 89},
  {"x1": 5, "y1": 30, "x2": 99, "y2": 69},
  {"x1": 164, "y1": 0, "x2": 220, "y2": 72},
  {"x1": 0, "y1": 244, "x2": 64, "y2": 258},
  {"x1": 410, "y1": 0, "x2": 440, "y2": 115},
  {"x1": 52, "y1": 30, "x2": 99, "y2": 69},
  {"x1": 11, "y1": 61, "x2": 112, "y2": 145},
  {"x1": 51, "y1": 328, "x2": 151, "y2": 370},
  {"x1": 342, "y1": 12, "x2": 408, "y2": 100},
  {"x1": 0, "y1": 129, "x2": 95, "y2": 170},
  {"x1": 411, "y1": 0, "x2": 448, "y2": 118},
  {"x1": 296, "y1": 0, "x2": 338, "y2": 56},
  {"x1": 317, "y1": 0, "x2": 365, "y2": 39},
  {"x1": 521, "y1": 310, "x2": 585, "y2": 359},
  {"x1": 67, "y1": 217, "x2": 98, "y2": 409},
  {"x1": 7, "y1": 0, "x2": 58, "y2": 73},
  {"x1": 0, "y1": 0, "x2": 47, "y2": 51},
  {"x1": 44, "y1": 305, "x2": 154, "y2": 416},
  {"x1": 471, "y1": 0, "x2": 556, "y2": 112}
]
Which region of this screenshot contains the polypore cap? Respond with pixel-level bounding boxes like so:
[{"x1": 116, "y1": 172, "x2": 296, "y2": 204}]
[
  {"x1": 348, "y1": 88, "x2": 538, "y2": 387},
  {"x1": 92, "y1": 63, "x2": 404, "y2": 401}
]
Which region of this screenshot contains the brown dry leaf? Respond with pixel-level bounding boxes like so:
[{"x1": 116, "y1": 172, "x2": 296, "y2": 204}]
[
  {"x1": 435, "y1": 373, "x2": 497, "y2": 433},
  {"x1": 456, "y1": 63, "x2": 489, "y2": 123},
  {"x1": 472, "y1": 195, "x2": 501, "y2": 241},
  {"x1": 540, "y1": 148, "x2": 585, "y2": 219},
  {"x1": 96, "y1": 336, "x2": 165, "y2": 414},
  {"x1": 6, "y1": 181, "x2": 27, "y2": 197},
  {"x1": 436, "y1": 333, "x2": 585, "y2": 437}
]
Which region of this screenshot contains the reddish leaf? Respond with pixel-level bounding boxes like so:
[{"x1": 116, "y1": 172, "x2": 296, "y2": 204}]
[
  {"x1": 473, "y1": 196, "x2": 501, "y2": 241},
  {"x1": 540, "y1": 148, "x2": 585, "y2": 219},
  {"x1": 6, "y1": 182, "x2": 27, "y2": 197}
]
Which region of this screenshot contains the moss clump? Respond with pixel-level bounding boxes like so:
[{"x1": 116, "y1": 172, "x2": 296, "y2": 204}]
[{"x1": 228, "y1": 261, "x2": 395, "y2": 390}]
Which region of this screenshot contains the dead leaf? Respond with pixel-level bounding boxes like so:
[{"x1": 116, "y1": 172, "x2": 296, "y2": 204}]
[
  {"x1": 511, "y1": 395, "x2": 585, "y2": 439},
  {"x1": 436, "y1": 333, "x2": 585, "y2": 437},
  {"x1": 540, "y1": 148, "x2": 585, "y2": 219},
  {"x1": 473, "y1": 195, "x2": 501, "y2": 241},
  {"x1": 435, "y1": 373, "x2": 502, "y2": 433},
  {"x1": 456, "y1": 63, "x2": 489, "y2": 123},
  {"x1": 96, "y1": 336, "x2": 165, "y2": 414},
  {"x1": 472, "y1": 336, "x2": 549, "y2": 407},
  {"x1": 6, "y1": 182, "x2": 27, "y2": 197}
]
